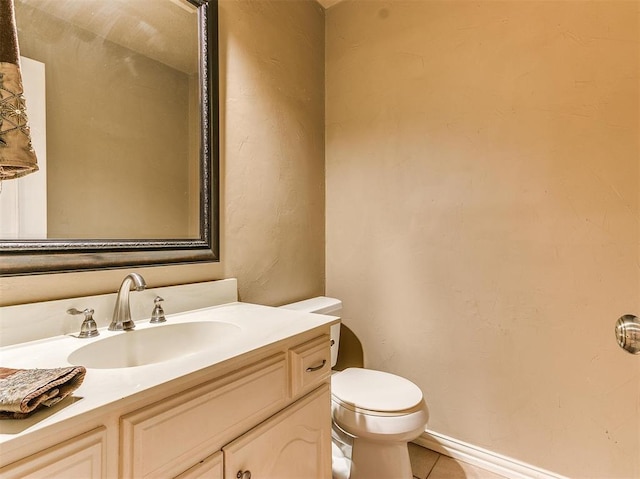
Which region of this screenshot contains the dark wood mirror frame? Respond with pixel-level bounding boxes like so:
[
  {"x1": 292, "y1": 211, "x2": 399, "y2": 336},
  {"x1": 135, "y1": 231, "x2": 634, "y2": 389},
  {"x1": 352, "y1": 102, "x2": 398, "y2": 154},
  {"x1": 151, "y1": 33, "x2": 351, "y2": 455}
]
[{"x1": 0, "y1": 0, "x2": 219, "y2": 276}]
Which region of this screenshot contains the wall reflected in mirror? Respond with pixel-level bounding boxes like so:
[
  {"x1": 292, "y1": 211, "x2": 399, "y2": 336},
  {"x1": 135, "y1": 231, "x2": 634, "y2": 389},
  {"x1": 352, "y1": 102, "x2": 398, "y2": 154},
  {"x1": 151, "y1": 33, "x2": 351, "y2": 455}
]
[{"x1": 1, "y1": 0, "x2": 201, "y2": 240}]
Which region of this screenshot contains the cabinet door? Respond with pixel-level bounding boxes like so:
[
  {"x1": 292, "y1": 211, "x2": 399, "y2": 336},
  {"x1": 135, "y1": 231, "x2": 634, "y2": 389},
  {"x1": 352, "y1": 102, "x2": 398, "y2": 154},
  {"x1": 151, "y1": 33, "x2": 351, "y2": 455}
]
[
  {"x1": 223, "y1": 384, "x2": 331, "y2": 479},
  {"x1": 0, "y1": 427, "x2": 106, "y2": 479}
]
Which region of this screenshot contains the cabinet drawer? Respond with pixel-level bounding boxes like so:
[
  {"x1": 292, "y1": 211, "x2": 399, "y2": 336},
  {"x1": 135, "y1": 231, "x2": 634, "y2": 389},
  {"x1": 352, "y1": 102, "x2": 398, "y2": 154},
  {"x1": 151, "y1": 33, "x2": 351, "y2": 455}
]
[
  {"x1": 120, "y1": 353, "x2": 287, "y2": 479},
  {"x1": 0, "y1": 427, "x2": 106, "y2": 479},
  {"x1": 289, "y1": 335, "x2": 331, "y2": 397}
]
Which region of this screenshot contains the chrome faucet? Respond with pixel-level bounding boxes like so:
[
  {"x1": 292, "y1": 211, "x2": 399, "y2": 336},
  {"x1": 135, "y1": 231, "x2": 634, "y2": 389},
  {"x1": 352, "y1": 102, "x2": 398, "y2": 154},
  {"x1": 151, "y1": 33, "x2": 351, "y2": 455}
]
[{"x1": 109, "y1": 273, "x2": 146, "y2": 331}]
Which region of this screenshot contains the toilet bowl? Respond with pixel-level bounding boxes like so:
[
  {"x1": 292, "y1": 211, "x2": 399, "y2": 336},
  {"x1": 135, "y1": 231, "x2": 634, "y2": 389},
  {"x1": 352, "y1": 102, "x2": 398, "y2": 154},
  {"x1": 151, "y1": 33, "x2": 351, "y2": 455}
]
[{"x1": 280, "y1": 297, "x2": 428, "y2": 479}]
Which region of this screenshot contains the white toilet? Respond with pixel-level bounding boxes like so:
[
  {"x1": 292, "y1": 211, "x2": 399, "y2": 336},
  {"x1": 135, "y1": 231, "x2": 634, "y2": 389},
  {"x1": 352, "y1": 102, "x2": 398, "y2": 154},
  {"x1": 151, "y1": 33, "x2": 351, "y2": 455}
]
[{"x1": 280, "y1": 297, "x2": 428, "y2": 479}]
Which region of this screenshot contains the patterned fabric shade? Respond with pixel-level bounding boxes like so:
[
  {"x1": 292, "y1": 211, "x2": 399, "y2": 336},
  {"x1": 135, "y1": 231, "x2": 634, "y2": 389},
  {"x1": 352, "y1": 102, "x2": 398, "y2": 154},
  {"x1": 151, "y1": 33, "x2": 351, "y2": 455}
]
[{"x1": 0, "y1": 0, "x2": 38, "y2": 180}]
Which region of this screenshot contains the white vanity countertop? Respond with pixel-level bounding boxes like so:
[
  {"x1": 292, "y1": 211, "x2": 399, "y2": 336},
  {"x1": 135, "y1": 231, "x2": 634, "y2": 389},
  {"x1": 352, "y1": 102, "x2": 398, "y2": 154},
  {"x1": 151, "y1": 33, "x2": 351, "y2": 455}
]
[{"x1": 0, "y1": 302, "x2": 338, "y2": 449}]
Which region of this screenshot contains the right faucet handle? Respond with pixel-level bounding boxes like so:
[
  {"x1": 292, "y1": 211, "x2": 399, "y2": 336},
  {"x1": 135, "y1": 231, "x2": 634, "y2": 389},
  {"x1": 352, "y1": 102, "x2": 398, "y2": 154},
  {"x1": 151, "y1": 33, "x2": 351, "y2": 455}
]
[{"x1": 150, "y1": 296, "x2": 166, "y2": 324}]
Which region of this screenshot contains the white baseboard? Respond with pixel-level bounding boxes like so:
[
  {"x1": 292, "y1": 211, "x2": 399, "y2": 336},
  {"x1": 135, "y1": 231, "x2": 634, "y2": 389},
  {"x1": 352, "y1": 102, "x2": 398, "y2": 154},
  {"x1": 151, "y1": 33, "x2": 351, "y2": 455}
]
[{"x1": 413, "y1": 430, "x2": 569, "y2": 479}]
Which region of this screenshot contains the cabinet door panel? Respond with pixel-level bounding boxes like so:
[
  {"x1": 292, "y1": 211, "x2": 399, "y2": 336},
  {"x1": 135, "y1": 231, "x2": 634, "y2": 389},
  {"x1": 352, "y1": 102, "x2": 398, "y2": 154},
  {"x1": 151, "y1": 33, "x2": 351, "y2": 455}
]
[
  {"x1": 0, "y1": 427, "x2": 106, "y2": 479},
  {"x1": 223, "y1": 384, "x2": 331, "y2": 479}
]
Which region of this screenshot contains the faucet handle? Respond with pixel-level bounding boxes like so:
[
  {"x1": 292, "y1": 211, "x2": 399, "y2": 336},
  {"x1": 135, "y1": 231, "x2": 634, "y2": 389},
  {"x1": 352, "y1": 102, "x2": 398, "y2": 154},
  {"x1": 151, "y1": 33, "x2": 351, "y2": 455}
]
[
  {"x1": 67, "y1": 308, "x2": 100, "y2": 338},
  {"x1": 150, "y1": 296, "x2": 166, "y2": 323}
]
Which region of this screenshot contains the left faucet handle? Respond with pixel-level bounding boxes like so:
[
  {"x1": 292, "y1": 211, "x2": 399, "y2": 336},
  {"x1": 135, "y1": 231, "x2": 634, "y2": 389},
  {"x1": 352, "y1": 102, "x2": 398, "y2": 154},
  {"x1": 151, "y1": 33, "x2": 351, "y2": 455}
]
[{"x1": 67, "y1": 308, "x2": 100, "y2": 338}]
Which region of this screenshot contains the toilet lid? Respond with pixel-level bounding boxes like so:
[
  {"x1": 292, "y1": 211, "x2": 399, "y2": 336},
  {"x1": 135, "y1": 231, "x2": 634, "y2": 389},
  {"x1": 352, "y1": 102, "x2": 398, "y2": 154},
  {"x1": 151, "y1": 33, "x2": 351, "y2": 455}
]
[{"x1": 331, "y1": 368, "x2": 423, "y2": 413}]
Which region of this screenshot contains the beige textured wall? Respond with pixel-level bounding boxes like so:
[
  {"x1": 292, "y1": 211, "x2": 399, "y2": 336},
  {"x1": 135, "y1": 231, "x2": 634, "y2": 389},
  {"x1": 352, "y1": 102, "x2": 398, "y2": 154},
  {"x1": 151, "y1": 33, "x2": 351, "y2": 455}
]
[
  {"x1": 0, "y1": 0, "x2": 325, "y2": 307},
  {"x1": 325, "y1": 1, "x2": 639, "y2": 478},
  {"x1": 218, "y1": 0, "x2": 326, "y2": 305}
]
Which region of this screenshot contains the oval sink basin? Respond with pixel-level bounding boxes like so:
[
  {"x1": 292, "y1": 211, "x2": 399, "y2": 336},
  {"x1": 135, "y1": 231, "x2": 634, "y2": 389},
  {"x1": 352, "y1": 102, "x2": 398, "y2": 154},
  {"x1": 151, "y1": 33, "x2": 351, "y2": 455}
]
[{"x1": 67, "y1": 321, "x2": 242, "y2": 369}]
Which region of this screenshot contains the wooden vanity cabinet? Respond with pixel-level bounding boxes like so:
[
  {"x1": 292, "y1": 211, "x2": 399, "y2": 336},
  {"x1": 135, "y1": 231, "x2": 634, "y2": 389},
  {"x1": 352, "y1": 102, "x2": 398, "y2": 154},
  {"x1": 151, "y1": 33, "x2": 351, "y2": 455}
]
[
  {"x1": 120, "y1": 333, "x2": 332, "y2": 479},
  {"x1": 0, "y1": 331, "x2": 332, "y2": 479}
]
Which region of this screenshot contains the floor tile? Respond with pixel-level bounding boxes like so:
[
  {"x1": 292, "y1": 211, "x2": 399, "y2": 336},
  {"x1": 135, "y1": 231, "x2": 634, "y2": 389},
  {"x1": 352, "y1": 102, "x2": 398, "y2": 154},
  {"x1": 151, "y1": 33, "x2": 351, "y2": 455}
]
[
  {"x1": 408, "y1": 443, "x2": 439, "y2": 479},
  {"x1": 427, "y1": 455, "x2": 509, "y2": 479}
]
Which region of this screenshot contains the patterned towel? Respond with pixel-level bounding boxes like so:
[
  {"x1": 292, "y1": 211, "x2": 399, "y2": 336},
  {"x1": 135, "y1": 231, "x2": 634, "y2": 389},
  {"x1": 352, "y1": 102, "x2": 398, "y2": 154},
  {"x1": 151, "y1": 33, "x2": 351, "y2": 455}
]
[
  {"x1": 0, "y1": 366, "x2": 86, "y2": 419},
  {"x1": 0, "y1": 0, "x2": 39, "y2": 180}
]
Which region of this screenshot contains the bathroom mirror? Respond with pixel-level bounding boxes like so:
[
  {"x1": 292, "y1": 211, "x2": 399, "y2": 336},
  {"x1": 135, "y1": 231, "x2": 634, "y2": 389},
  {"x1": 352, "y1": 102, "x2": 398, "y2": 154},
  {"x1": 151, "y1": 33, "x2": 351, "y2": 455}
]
[{"x1": 0, "y1": 0, "x2": 219, "y2": 275}]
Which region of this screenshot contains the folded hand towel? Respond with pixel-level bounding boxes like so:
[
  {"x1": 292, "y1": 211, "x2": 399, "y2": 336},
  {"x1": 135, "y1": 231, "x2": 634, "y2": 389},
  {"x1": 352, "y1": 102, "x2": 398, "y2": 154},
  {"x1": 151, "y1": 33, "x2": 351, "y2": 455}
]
[{"x1": 0, "y1": 366, "x2": 86, "y2": 419}]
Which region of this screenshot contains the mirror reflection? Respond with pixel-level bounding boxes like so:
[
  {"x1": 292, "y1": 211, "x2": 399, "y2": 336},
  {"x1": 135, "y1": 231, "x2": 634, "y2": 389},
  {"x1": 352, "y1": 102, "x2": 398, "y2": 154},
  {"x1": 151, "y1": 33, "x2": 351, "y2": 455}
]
[{"x1": 1, "y1": 0, "x2": 201, "y2": 240}]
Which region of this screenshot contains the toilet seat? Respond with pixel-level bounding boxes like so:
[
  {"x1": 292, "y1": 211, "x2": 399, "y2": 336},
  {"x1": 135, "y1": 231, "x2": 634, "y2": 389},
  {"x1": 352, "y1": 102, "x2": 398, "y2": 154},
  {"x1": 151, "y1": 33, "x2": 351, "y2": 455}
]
[
  {"x1": 331, "y1": 368, "x2": 428, "y2": 443},
  {"x1": 331, "y1": 368, "x2": 424, "y2": 416}
]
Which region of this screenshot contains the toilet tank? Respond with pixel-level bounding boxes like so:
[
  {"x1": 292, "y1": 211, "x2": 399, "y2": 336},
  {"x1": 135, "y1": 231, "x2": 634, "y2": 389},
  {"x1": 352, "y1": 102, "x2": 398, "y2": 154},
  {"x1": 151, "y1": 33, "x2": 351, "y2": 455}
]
[{"x1": 279, "y1": 297, "x2": 342, "y2": 368}]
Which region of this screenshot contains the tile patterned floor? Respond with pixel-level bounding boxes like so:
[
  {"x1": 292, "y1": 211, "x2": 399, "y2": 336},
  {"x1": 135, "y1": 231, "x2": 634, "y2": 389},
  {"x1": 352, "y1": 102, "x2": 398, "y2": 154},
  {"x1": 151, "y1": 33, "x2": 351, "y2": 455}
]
[{"x1": 409, "y1": 443, "x2": 509, "y2": 479}]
